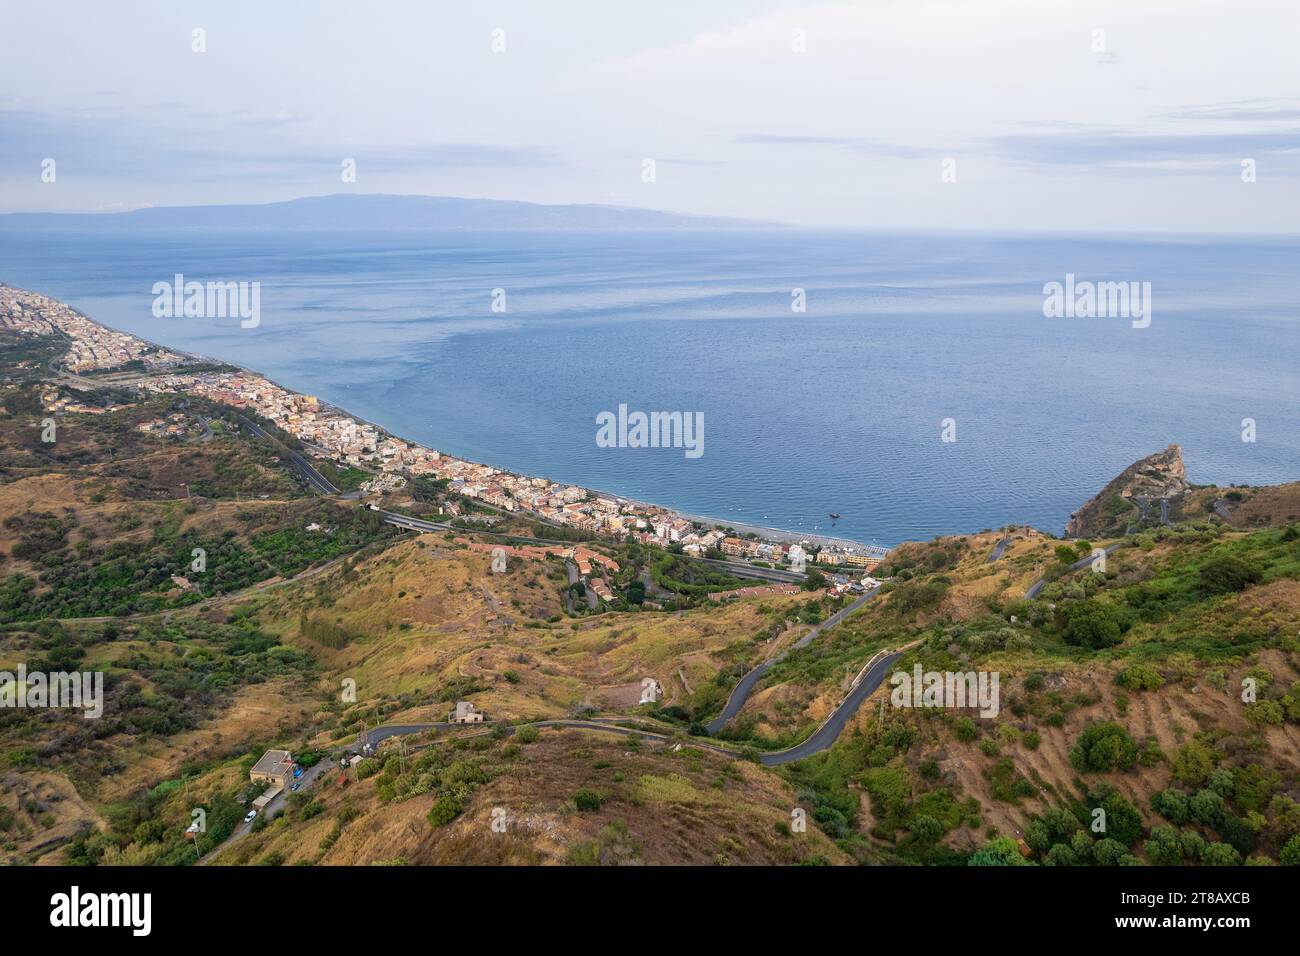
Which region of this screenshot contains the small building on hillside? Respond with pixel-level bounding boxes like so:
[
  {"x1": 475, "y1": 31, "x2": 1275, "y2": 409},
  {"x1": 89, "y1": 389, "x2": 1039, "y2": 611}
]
[
  {"x1": 450, "y1": 701, "x2": 485, "y2": 724},
  {"x1": 250, "y1": 749, "x2": 296, "y2": 788}
]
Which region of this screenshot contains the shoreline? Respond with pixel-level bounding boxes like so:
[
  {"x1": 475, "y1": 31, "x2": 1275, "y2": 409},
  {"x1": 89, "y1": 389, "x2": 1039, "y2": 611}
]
[{"x1": 6, "y1": 281, "x2": 892, "y2": 553}]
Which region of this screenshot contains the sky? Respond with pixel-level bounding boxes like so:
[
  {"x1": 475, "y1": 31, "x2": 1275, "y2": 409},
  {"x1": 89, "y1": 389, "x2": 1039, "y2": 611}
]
[{"x1": 1, "y1": 0, "x2": 1297, "y2": 231}]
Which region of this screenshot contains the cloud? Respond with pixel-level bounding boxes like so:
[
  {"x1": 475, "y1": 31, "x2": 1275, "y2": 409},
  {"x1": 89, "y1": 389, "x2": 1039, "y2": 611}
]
[
  {"x1": 983, "y1": 125, "x2": 1300, "y2": 170},
  {"x1": 734, "y1": 134, "x2": 936, "y2": 160},
  {"x1": 1161, "y1": 98, "x2": 1300, "y2": 122},
  {"x1": 0, "y1": 103, "x2": 560, "y2": 188}
]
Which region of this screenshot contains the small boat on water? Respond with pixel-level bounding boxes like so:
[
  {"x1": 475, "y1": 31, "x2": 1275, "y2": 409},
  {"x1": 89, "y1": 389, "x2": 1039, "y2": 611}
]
[{"x1": 828, "y1": 512, "x2": 841, "y2": 520}]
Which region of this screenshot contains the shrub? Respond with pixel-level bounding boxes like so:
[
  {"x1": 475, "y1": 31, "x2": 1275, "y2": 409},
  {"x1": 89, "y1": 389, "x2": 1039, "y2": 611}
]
[
  {"x1": 1199, "y1": 556, "x2": 1262, "y2": 594},
  {"x1": 1245, "y1": 700, "x2": 1284, "y2": 726},
  {"x1": 1170, "y1": 740, "x2": 1216, "y2": 788},
  {"x1": 954, "y1": 717, "x2": 978, "y2": 742},
  {"x1": 572, "y1": 789, "x2": 603, "y2": 812},
  {"x1": 968, "y1": 836, "x2": 1030, "y2": 866},
  {"x1": 427, "y1": 794, "x2": 463, "y2": 827},
  {"x1": 514, "y1": 725, "x2": 541, "y2": 744},
  {"x1": 1139, "y1": 738, "x2": 1164, "y2": 767},
  {"x1": 1118, "y1": 664, "x2": 1165, "y2": 691}
]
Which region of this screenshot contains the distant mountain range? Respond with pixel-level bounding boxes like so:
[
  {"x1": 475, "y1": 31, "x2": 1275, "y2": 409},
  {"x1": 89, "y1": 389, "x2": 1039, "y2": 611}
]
[{"x1": 0, "y1": 193, "x2": 773, "y2": 231}]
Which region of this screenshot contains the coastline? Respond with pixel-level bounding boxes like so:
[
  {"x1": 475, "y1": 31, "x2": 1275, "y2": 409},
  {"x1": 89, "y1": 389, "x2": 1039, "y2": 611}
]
[{"x1": 4, "y1": 281, "x2": 891, "y2": 554}]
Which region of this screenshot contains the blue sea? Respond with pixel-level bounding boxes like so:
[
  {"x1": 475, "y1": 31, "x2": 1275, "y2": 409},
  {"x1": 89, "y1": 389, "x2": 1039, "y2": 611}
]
[{"x1": 2, "y1": 228, "x2": 1297, "y2": 547}]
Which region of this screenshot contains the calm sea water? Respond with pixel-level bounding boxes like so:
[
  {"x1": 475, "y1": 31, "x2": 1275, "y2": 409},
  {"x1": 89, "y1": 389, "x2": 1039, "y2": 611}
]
[{"x1": 2, "y1": 228, "x2": 1297, "y2": 547}]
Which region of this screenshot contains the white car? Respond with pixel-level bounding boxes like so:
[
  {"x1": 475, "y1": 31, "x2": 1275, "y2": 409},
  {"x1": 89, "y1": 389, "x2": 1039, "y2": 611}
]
[{"x1": 244, "y1": 810, "x2": 257, "y2": 824}]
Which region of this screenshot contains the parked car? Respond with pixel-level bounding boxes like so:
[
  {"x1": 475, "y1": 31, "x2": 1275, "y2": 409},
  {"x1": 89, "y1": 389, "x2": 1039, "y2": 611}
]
[
  {"x1": 293, "y1": 766, "x2": 303, "y2": 778},
  {"x1": 244, "y1": 810, "x2": 257, "y2": 824},
  {"x1": 290, "y1": 782, "x2": 300, "y2": 792}
]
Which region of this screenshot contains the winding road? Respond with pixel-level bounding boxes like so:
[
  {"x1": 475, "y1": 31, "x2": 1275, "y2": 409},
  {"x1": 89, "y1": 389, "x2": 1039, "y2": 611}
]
[
  {"x1": 357, "y1": 655, "x2": 903, "y2": 769},
  {"x1": 345, "y1": 523, "x2": 1026, "y2": 766},
  {"x1": 705, "y1": 586, "x2": 880, "y2": 734},
  {"x1": 986, "y1": 536, "x2": 1011, "y2": 563}
]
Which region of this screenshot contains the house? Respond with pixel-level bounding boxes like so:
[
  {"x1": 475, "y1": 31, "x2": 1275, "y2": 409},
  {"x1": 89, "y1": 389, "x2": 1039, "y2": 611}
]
[
  {"x1": 249, "y1": 749, "x2": 296, "y2": 788},
  {"x1": 450, "y1": 701, "x2": 484, "y2": 724},
  {"x1": 721, "y1": 536, "x2": 746, "y2": 556}
]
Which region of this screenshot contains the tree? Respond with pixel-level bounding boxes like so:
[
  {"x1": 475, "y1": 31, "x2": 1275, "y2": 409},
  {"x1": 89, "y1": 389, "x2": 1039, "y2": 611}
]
[
  {"x1": 1070, "y1": 722, "x2": 1138, "y2": 773},
  {"x1": 1189, "y1": 788, "x2": 1227, "y2": 827},
  {"x1": 1201, "y1": 842, "x2": 1242, "y2": 866},
  {"x1": 1179, "y1": 829, "x2": 1207, "y2": 862},
  {"x1": 1280, "y1": 834, "x2": 1300, "y2": 866},
  {"x1": 1044, "y1": 843, "x2": 1079, "y2": 866},
  {"x1": 1144, "y1": 827, "x2": 1184, "y2": 865},
  {"x1": 1151, "y1": 789, "x2": 1189, "y2": 825},
  {"x1": 1092, "y1": 838, "x2": 1128, "y2": 866},
  {"x1": 1088, "y1": 786, "x2": 1143, "y2": 847},
  {"x1": 1218, "y1": 815, "x2": 1259, "y2": 857},
  {"x1": 1059, "y1": 599, "x2": 1128, "y2": 649},
  {"x1": 801, "y1": 568, "x2": 828, "y2": 591}
]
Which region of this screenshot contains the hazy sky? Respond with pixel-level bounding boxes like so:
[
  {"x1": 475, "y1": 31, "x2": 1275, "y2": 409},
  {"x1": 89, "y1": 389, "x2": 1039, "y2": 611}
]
[{"x1": 1, "y1": 0, "x2": 1297, "y2": 230}]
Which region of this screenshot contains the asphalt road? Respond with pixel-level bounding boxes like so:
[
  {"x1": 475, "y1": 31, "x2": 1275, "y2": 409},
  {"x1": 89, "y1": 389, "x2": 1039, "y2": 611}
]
[
  {"x1": 1025, "y1": 543, "x2": 1123, "y2": 599},
  {"x1": 986, "y1": 537, "x2": 1011, "y2": 563},
  {"x1": 358, "y1": 654, "x2": 904, "y2": 770},
  {"x1": 200, "y1": 756, "x2": 334, "y2": 863},
  {"x1": 757, "y1": 650, "x2": 902, "y2": 766},
  {"x1": 238, "y1": 414, "x2": 339, "y2": 494},
  {"x1": 705, "y1": 586, "x2": 881, "y2": 734},
  {"x1": 698, "y1": 557, "x2": 805, "y2": 584}
]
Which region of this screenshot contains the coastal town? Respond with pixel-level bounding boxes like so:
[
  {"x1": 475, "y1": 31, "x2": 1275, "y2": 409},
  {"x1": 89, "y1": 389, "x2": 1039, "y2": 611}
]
[{"x1": 1, "y1": 284, "x2": 887, "y2": 579}]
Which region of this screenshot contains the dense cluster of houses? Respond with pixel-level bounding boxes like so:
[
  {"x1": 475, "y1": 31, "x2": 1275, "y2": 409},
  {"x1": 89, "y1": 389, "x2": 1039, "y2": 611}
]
[
  {"x1": 1, "y1": 286, "x2": 180, "y2": 373},
  {"x1": 5, "y1": 284, "x2": 888, "y2": 577}
]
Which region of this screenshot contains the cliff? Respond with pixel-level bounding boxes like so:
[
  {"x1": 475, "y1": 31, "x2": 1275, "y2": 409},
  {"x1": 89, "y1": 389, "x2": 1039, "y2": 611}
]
[{"x1": 1065, "y1": 444, "x2": 1189, "y2": 538}]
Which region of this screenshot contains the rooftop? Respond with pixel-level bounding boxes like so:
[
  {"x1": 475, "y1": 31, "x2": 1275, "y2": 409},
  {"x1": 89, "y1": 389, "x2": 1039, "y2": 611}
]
[{"x1": 251, "y1": 749, "x2": 294, "y2": 776}]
